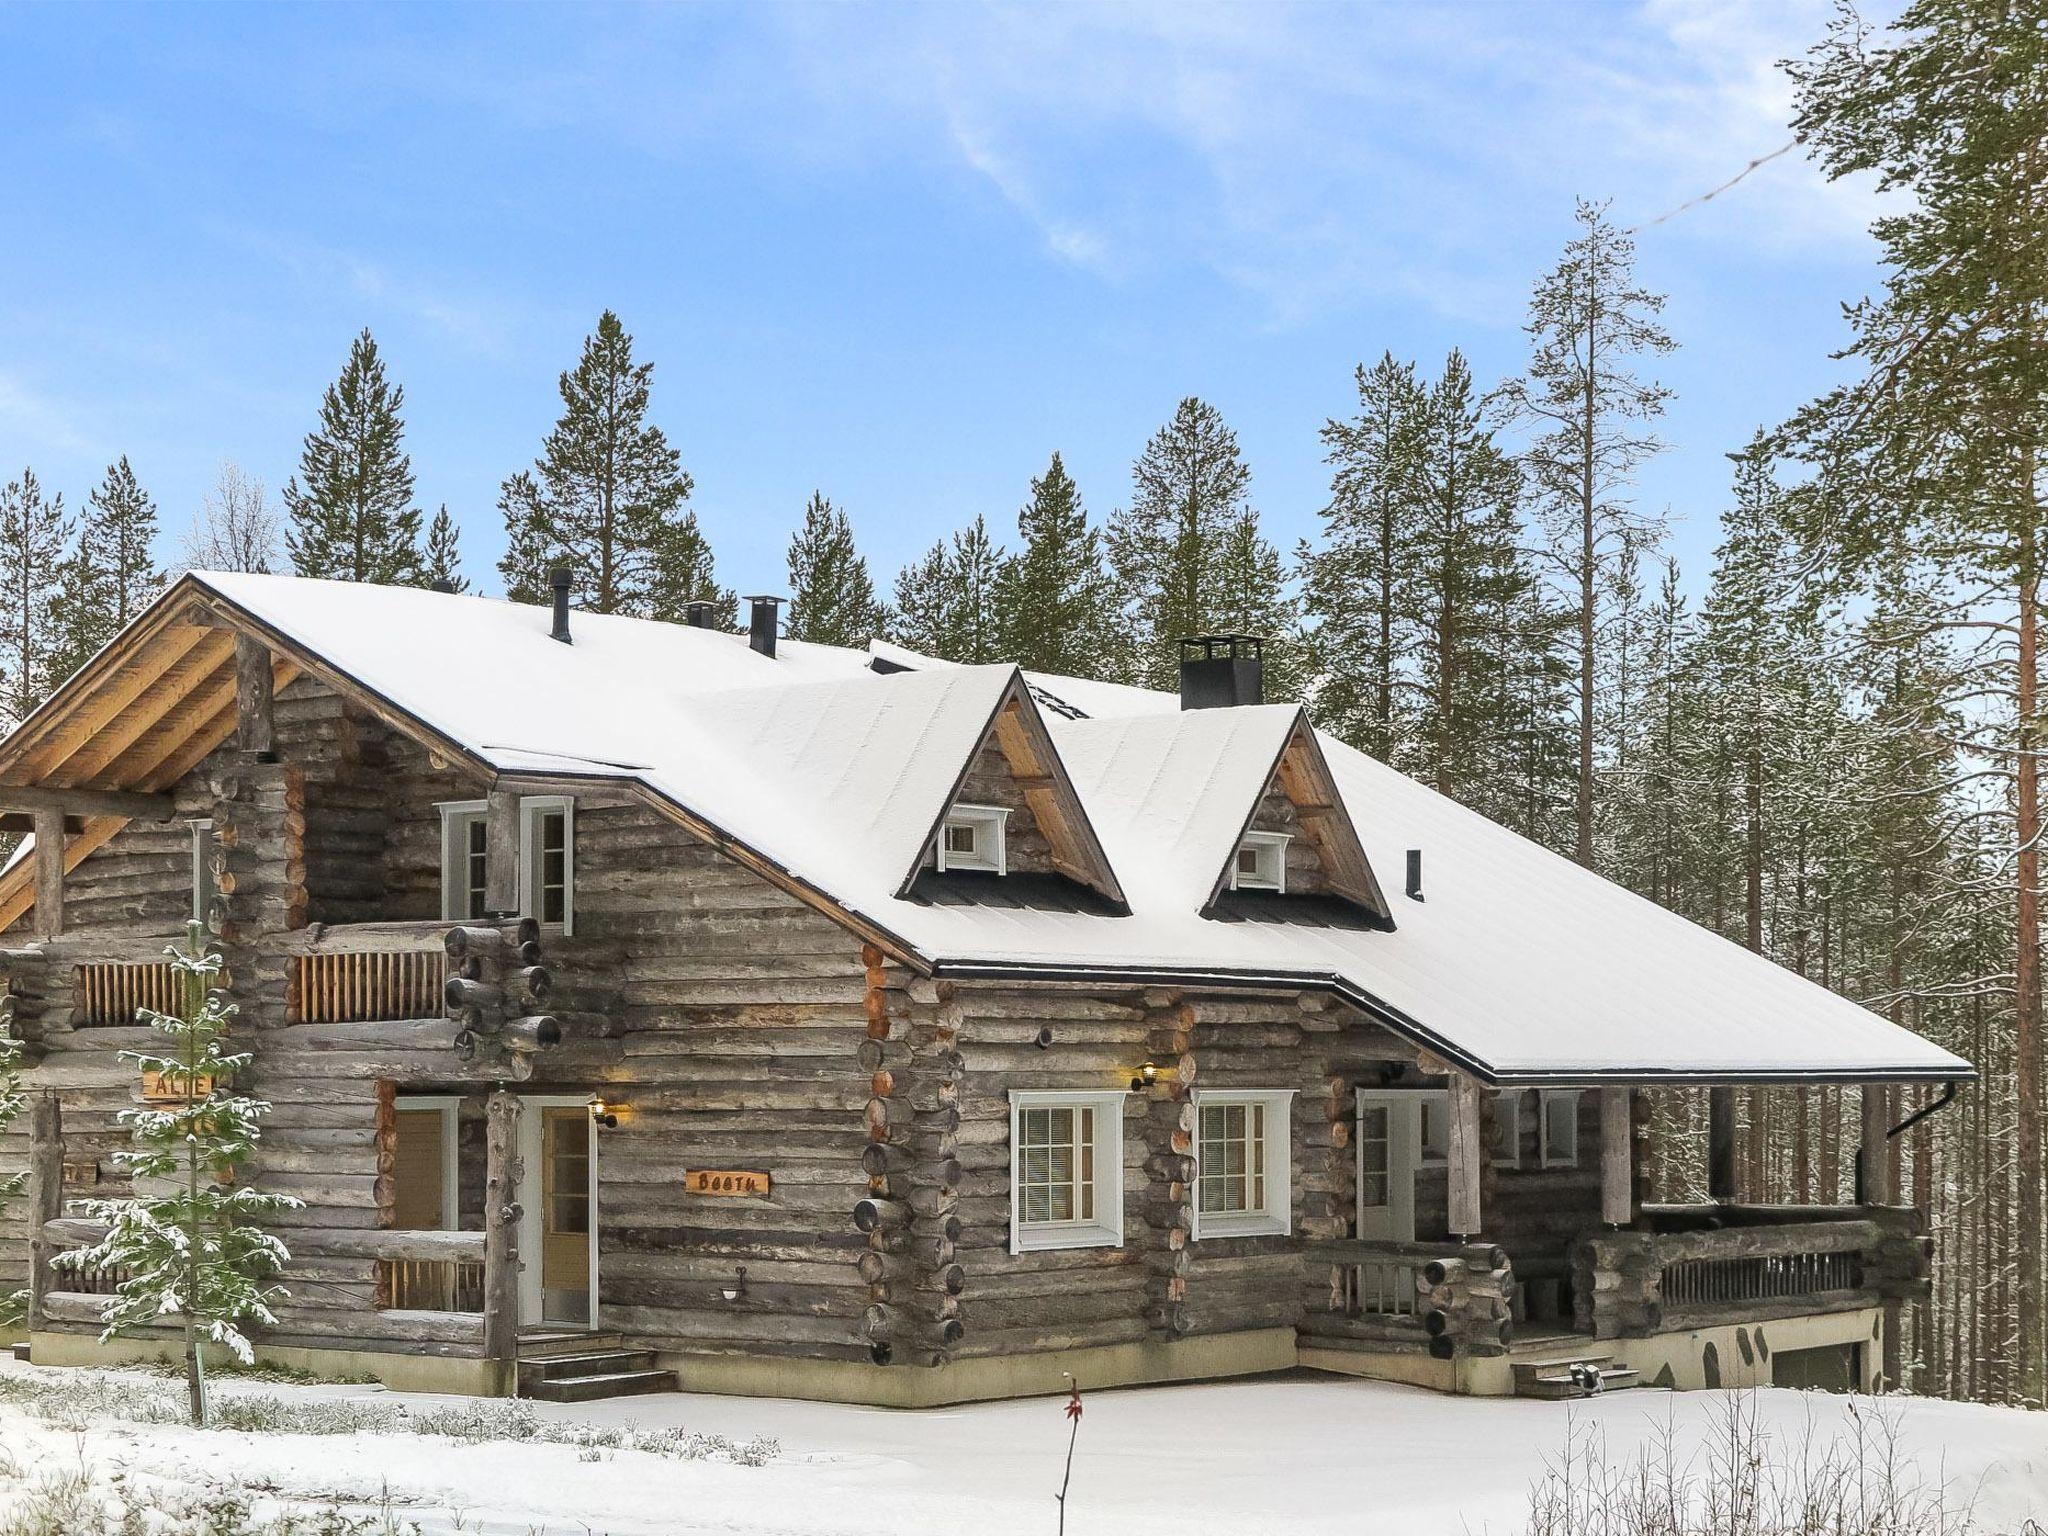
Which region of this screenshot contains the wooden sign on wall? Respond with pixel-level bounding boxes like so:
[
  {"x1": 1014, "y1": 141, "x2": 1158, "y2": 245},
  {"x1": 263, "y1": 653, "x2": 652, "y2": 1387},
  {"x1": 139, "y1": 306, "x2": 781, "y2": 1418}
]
[
  {"x1": 687, "y1": 1169, "x2": 770, "y2": 1197},
  {"x1": 140, "y1": 1069, "x2": 217, "y2": 1103}
]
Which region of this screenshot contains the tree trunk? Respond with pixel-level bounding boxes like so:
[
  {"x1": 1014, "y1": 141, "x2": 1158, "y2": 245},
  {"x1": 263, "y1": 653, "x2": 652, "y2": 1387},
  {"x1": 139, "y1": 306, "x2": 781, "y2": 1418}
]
[{"x1": 2017, "y1": 511, "x2": 2042, "y2": 1404}]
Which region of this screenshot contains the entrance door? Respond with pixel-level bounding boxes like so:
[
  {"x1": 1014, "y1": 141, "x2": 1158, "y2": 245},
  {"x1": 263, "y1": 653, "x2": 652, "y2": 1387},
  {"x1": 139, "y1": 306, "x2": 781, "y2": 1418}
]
[
  {"x1": 1355, "y1": 1090, "x2": 1419, "y2": 1242},
  {"x1": 517, "y1": 1100, "x2": 596, "y2": 1328}
]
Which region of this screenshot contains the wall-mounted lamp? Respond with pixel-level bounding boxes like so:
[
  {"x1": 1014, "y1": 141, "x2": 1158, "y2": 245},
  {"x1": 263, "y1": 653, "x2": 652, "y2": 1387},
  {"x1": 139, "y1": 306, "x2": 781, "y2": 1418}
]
[
  {"x1": 587, "y1": 1095, "x2": 619, "y2": 1130},
  {"x1": 1129, "y1": 1060, "x2": 1159, "y2": 1093},
  {"x1": 720, "y1": 1265, "x2": 749, "y2": 1304}
]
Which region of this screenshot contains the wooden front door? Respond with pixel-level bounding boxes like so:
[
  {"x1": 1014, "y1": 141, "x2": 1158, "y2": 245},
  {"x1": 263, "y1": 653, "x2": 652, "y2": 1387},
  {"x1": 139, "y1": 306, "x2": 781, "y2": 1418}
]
[
  {"x1": 539, "y1": 1106, "x2": 591, "y2": 1325},
  {"x1": 1355, "y1": 1090, "x2": 1419, "y2": 1243}
]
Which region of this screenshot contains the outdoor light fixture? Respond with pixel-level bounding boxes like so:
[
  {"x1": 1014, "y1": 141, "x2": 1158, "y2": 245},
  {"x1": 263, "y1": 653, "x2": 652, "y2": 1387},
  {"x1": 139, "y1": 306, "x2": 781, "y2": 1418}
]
[
  {"x1": 587, "y1": 1095, "x2": 619, "y2": 1130},
  {"x1": 720, "y1": 1265, "x2": 748, "y2": 1304},
  {"x1": 1129, "y1": 1060, "x2": 1159, "y2": 1092}
]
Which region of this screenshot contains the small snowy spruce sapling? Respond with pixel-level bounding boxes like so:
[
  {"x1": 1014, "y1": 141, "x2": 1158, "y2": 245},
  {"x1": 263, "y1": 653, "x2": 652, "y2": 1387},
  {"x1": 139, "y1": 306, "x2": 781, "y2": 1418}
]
[{"x1": 62, "y1": 921, "x2": 299, "y2": 1425}]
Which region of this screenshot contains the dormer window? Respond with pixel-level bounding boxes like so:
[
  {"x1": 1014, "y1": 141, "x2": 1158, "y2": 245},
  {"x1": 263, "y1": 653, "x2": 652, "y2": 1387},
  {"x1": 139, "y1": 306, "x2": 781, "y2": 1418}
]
[
  {"x1": 937, "y1": 804, "x2": 1010, "y2": 875},
  {"x1": 1231, "y1": 830, "x2": 1290, "y2": 892}
]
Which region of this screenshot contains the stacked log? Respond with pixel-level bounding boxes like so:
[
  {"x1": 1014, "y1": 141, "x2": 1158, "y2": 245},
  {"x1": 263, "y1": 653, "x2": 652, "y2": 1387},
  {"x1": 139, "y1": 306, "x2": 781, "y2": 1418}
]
[
  {"x1": 443, "y1": 919, "x2": 559, "y2": 1080},
  {"x1": 1138, "y1": 991, "x2": 1196, "y2": 1339},
  {"x1": 1419, "y1": 1249, "x2": 1514, "y2": 1359},
  {"x1": 0, "y1": 946, "x2": 51, "y2": 1063},
  {"x1": 853, "y1": 950, "x2": 964, "y2": 1366}
]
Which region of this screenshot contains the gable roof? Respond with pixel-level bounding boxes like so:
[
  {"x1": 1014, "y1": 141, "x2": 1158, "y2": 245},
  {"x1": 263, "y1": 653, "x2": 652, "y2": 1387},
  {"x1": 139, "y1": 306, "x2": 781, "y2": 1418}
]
[{"x1": 0, "y1": 571, "x2": 1972, "y2": 1088}]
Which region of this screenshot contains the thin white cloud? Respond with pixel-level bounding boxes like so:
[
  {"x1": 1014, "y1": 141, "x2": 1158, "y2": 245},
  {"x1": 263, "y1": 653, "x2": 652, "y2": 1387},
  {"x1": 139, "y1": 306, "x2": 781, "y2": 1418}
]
[{"x1": 231, "y1": 230, "x2": 519, "y2": 355}]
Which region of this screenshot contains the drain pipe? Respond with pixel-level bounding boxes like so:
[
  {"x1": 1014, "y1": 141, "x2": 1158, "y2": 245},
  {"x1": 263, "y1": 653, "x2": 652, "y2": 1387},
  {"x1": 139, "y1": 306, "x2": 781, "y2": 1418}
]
[{"x1": 1853, "y1": 1080, "x2": 1959, "y2": 1203}]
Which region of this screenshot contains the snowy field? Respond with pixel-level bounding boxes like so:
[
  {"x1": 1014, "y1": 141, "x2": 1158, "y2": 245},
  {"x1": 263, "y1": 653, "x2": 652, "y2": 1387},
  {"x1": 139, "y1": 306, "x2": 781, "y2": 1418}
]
[{"x1": 0, "y1": 1357, "x2": 2044, "y2": 1535}]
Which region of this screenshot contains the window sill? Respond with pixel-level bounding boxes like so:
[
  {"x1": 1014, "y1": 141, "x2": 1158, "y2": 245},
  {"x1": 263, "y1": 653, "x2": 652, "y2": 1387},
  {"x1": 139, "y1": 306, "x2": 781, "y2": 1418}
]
[
  {"x1": 1012, "y1": 1222, "x2": 1121, "y2": 1254},
  {"x1": 1192, "y1": 1213, "x2": 1289, "y2": 1241}
]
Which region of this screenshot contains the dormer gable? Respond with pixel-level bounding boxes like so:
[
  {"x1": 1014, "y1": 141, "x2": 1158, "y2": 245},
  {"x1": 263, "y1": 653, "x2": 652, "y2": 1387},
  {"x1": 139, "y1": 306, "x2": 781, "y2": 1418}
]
[
  {"x1": 1203, "y1": 711, "x2": 1391, "y2": 927},
  {"x1": 904, "y1": 671, "x2": 1125, "y2": 911}
]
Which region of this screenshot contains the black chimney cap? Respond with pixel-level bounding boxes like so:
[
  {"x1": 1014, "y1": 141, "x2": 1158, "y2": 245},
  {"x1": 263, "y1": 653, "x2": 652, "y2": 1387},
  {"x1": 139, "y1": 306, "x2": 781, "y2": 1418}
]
[
  {"x1": 548, "y1": 565, "x2": 573, "y2": 644},
  {"x1": 430, "y1": 578, "x2": 456, "y2": 594},
  {"x1": 744, "y1": 595, "x2": 784, "y2": 659},
  {"x1": 683, "y1": 601, "x2": 719, "y2": 629},
  {"x1": 1178, "y1": 634, "x2": 1265, "y2": 710}
]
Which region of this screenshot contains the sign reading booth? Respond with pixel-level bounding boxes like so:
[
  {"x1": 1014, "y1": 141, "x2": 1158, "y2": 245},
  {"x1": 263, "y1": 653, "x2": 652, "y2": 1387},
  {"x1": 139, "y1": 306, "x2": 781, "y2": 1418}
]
[{"x1": 687, "y1": 1169, "x2": 770, "y2": 1197}]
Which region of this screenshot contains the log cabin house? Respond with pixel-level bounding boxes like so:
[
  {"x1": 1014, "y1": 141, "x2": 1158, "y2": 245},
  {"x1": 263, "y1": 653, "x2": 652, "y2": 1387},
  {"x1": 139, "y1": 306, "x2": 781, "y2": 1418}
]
[{"x1": 0, "y1": 572, "x2": 1969, "y2": 1404}]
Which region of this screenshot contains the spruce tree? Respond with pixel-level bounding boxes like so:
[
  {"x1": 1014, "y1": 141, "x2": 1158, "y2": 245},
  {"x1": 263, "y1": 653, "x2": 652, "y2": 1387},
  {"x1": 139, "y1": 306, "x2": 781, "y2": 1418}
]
[
  {"x1": 785, "y1": 493, "x2": 886, "y2": 647},
  {"x1": 284, "y1": 329, "x2": 424, "y2": 584},
  {"x1": 1303, "y1": 353, "x2": 1428, "y2": 761},
  {"x1": 51, "y1": 457, "x2": 162, "y2": 681},
  {"x1": 421, "y1": 505, "x2": 467, "y2": 592},
  {"x1": 62, "y1": 923, "x2": 297, "y2": 1425},
  {"x1": 1109, "y1": 397, "x2": 1255, "y2": 691},
  {"x1": 998, "y1": 454, "x2": 1122, "y2": 680},
  {"x1": 1496, "y1": 199, "x2": 1676, "y2": 869},
  {"x1": 0, "y1": 469, "x2": 71, "y2": 725},
  {"x1": 500, "y1": 310, "x2": 727, "y2": 620},
  {"x1": 893, "y1": 515, "x2": 1006, "y2": 664},
  {"x1": 1210, "y1": 510, "x2": 1304, "y2": 704}
]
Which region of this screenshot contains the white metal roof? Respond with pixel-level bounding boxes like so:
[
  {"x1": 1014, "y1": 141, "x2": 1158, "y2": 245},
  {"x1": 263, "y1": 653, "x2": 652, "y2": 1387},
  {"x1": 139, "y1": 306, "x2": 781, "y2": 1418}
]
[{"x1": 181, "y1": 573, "x2": 1967, "y2": 1084}]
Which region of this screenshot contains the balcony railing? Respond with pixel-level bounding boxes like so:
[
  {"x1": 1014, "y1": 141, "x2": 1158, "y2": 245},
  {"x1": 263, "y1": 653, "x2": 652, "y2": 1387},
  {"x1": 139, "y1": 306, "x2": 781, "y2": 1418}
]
[
  {"x1": 1306, "y1": 1239, "x2": 1515, "y2": 1358},
  {"x1": 378, "y1": 1254, "x2": 486, "y2": 1313},
  {"x1": 75, "y1": 960, "x2": 182, "y2": 1028},
  {"x1": 282, "y1": 921, "x2": 451, "y2": 1024}
]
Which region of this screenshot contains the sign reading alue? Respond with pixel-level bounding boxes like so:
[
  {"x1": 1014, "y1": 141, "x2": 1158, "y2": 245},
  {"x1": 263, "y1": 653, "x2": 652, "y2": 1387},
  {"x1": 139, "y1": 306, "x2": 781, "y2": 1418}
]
[{"x1": 0, "y1": 573, "x2": 1965, "y2": 1408}]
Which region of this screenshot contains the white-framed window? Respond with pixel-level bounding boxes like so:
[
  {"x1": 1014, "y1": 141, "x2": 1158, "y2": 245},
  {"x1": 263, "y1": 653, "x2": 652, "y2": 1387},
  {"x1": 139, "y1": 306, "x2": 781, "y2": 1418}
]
[
  {"x1": 440, "y1": 795, "x2": 575, "y2": 932},
  {"x1": 1192, "y1": 1088, "x2": 1294, "y2": 1238},
  {"x1": 1491, "y1": 1090, "x2": 1523, "y2": 1169},
  {"x1": 937, "y1": 804, "x2": 1010, "y2": 875},
  {"x1": 189, "y1": 819, "x2": 216, "y2": 929},
  {"x1": 519, "y1": 795, "x2": 576, "y2": 935},
  {"x1": 1009, "y1": 1089, "x2": 1124, "y2": 1253},
  {"x1": 1541, "y1": 1089, "x2": 1581, "y2": 1167},
  {"x1": 438, "y1": 800, "x2": 490, "y2": 922},
  {"x1": 1230, "y1": 830, "x2": 1291, "y2": 892}
]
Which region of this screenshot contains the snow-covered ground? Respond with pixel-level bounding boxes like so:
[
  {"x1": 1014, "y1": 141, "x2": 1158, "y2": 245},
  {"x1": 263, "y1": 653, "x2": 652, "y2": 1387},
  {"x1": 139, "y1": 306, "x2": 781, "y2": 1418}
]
[{"x1": 0, "y1": 1358, "x2": 2043, "y2": 1535}]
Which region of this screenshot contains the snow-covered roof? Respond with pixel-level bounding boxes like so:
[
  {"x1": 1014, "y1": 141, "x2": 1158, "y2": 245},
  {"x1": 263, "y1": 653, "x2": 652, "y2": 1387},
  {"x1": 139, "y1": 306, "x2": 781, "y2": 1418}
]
[{"x1": 23, "y1": 572, "x2": 1972, "y2": 1085}]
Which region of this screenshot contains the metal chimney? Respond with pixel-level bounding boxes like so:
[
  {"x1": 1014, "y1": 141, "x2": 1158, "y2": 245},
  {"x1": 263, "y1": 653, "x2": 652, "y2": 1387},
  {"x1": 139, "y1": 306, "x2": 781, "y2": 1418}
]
[
  {"x1": 744, "y1": 595, "x2": 783, "y2": 659},
  {"x1": 1406, "y1": 849, "x2": 1424, "y2": 902},
  {"x1": 683, "y1": 601, "x2": 718, "y2": 629},
  {"x1": 548, "y1": 567, "x2": 573, "y2": 644},
  {"x1": 1178, "y1": 636, "x2": 1264, "y2": 710}
]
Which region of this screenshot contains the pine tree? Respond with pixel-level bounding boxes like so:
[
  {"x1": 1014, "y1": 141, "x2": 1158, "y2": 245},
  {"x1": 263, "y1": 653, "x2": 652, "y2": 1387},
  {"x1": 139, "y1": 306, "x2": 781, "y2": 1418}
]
[
  {"x1": 1405, "y1": 350, "x2": 1533, "y2": 805},
  {"x1": 1109, "y1": 397, "x2": 1256, "y2": 691},
  {"x1": 421, "y1": 505, "x2": 467, "y2": 593},
  {"x1": 62, "y1": 923, "x2": 298, "y2": 1425},
  {"x1": 51, "y1": 457, "x2": 162, "y2": 681},
  {"x1": 1303, "y1": 353, "x2": 1428, "y2": 759},
  {"x1": 0, "y1": 469, "x2": 71, "y2": 725},
  {"x1": 1780, "y1": 0, "x2": 2048, "y2": 1402},
  {"x1": 500, "y1": 311, "x2": 726, "y2": 620},
  {"x1": 893, "y1": 515, "x2": 1006, "y2": 664},
  {"x1": 786, "y1": 492, "x2": 886, "y2": 647},
  {"x1": 998, "y1": 454, "x2": 1122, "y2": 681},
  {"x1": 183, "y1": 463, "x2": 282, "y2": 576},
  {"x1": 1496, "y1": 199, "x2": 1677, "y2": 869},
  {"x1": 1210, "y1": 510, "x2": 1303, "y2": 704},
  {"x1": 284, "y1": 330, "x2": 423, "y2": 585}
]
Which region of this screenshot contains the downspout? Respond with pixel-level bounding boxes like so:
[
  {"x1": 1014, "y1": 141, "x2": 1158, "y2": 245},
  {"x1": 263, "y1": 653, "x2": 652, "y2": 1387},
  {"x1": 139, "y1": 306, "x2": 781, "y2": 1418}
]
[{"x1": 1853, "y1": 1080, "x2": 1959, "y2": 1202}]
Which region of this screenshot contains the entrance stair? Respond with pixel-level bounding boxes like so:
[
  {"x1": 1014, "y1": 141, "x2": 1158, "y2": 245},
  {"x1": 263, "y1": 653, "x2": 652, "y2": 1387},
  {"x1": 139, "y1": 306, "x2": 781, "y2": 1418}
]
[
  {"x1": 516, "y1": 1330, "x2": 675, "y2": 1402},
  {"x1": 1511, "y1": 1350, "x2": 1641, "y2": 1400}
]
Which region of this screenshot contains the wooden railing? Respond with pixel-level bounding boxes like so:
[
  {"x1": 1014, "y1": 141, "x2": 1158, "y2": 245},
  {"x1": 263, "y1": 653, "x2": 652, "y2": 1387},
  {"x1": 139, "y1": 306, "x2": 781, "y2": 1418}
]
[
  {"x1": 377, "y1": 1252, "x2": 486, "y2": 1313},
  {"x1": 1306, "y1": 1239, "x2": 1515, "y2": 1358},
  {"x1": 1572, "y1": 1207, "x2": 1927, "y2": 1339},
  {"x1": 74, "y1": 960, "x2": 182, "y2": 1027},
  {"x1": 283, "y1": 922, "x2": 452, "y2": 1024}
]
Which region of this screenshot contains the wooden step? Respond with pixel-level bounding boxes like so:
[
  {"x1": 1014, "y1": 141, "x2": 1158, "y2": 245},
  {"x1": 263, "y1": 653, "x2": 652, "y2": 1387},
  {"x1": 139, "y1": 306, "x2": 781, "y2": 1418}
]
[
  {"x1": 523, "y1": 1367, "x2": 675, "y2": 1403},
  {"x1": 517, "y1": 1349, "x2": 658, "y2": 1390},
  {"x1": 9, "y1": 1342, "x2": 28, "y2": 1363},
  {"x1": 1513, "y1": 1355, "x2": 1640, "y2": 1400},
  {"x1": 516, "y1": 1329, "x2": 621, "y2": 1360}
]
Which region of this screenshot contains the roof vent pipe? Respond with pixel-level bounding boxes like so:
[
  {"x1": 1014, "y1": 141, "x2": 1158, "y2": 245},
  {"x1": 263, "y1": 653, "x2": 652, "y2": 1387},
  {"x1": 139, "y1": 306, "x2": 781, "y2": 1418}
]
[
  {"x1": 744, "y1": 595, "x2": 783, "y2": 659},
  {"x1": 1405, "y1": 849, "x2": 1424, "y2": 902},
  {"x1": 683, "y1": 601, "x2": 718, "y2": 629},
  {"x1": 548, "y1": 566, "x2": 573, "y2": 644},
  {"x1": 1178, "y1": 635, "x2": 1264, "y2": 710}
]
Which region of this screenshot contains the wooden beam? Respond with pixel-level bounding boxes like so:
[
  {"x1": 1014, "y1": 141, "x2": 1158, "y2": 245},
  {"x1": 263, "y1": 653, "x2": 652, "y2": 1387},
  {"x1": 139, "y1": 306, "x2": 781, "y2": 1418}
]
[
  {"x1": 16, "y1": 623, "x2": 213, "y2": 781},
  {"x1": 0, "y1": 816, "x2": 124, "y2": 936},
  {"x1": 1860, "y1": 1084, "x2": 1892, "y2": 1204},
  {"x1": 482, "y1": 1091, "x2": 523, "y2": 1365},
  {"x1": 1600, "y1": 1086, "x2": 1634, "y2": 1227},
  {"x1": 61, "y1": 630, "x2": 237, "y2": 784},
  {"x1": 25, "y1": 1094, "x2": 62, "y2": 1332},
  {"x1": 485, "y1": 788, "x2": 520, "y2": 916},
  {"x1": 0, "y1": 783, "x2": 176, "y2": 823},
  {"x1": 31, "y1": 809, "x2": 64, "y2": 940},
  {"x1": 1708, "y1": 1086, "x2": 1738, "y2": 1200},
  {"x1": 1446, "y1": 1071, "x2": 1483, "y2": 1239},
  {"x1": 235, "y1": 634, "x2": 276, "y2": 757}
]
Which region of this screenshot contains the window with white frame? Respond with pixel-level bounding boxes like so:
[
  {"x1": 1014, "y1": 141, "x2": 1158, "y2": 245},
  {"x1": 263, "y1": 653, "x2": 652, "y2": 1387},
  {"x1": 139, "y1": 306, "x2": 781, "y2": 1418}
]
[
  {"x1": 439, "y1": 796, "x2": 575, "y2": 932},
  {"x1": 438, "y1": 801, "x2": 490, "y2": 921},
  {"x1": 1230, "y1": 830, "x2": 1290, "y2": 892},
  {"x1": 520, "y1": 796, "x2": 575, "y2": 934},
  {"x1": 1009, "y1": 1090, "x2": 1123, "y2": 1252},
  {"x1": 1541, "y1": 1090, "x2": 1581, "y2": 1167},
  {"x1": 1491, "y1": 1089, "x2": 1523, "y2": 1168},
  {"x1": 189, "y1": 819, "x2": 217, "y2": 930},
  {"x1": 1193, "y1": 1089, "x2": 1293, "y2": 1238},
  {"x1": 937, "y1": 804, "x2": 1009, "y2": 874}
]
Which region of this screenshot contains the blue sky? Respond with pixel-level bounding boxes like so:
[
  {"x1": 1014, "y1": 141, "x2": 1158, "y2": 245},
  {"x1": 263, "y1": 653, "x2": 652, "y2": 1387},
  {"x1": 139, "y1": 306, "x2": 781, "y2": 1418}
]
[{"x1": 0, "y1": 1, "x2": 1893, "y2": 601}]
